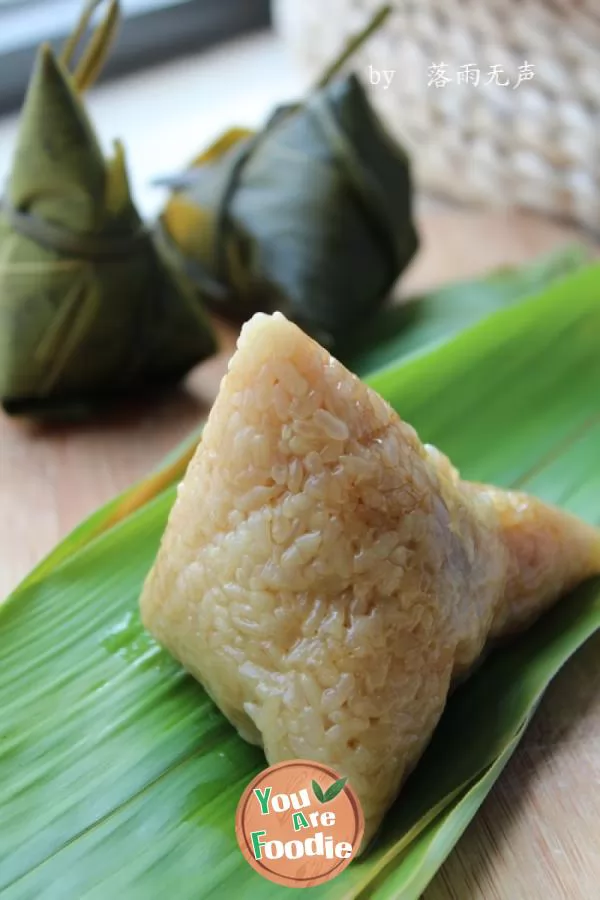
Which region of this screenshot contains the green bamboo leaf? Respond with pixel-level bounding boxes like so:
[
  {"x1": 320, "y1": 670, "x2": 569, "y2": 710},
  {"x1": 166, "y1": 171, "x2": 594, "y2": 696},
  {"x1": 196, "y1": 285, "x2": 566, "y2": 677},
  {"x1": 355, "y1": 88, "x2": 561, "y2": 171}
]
[
  {"x1": 0, "y1": 13, "x2": 216, "y2": 420},
  {"x1": 1, "y1": 260, "x2": 599, "y2": 899},
  {"x1": 312, "y1": 780, "x2": 326, "y2": 804},
  {"x1": 157, "y1": 71, "x2": 418, "y2": 343},
  {"x1": 323, "y1": 777, "x2": 348, "y2": 803},
  {"x1": 339, "y1": 244, "x2": 588, "y2": 377},
  {"x1": 352, "y1": 578, "x2": 600, "y2": 899}
]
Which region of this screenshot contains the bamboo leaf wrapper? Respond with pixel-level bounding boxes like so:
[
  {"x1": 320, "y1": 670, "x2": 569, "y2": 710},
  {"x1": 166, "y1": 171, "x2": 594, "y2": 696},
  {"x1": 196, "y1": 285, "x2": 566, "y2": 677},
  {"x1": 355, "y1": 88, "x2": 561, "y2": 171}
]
[
  {"x1": 157, "y1": 12, "x2": 418, "y2": 344},
  {"x1": 0, "y1": 3, "x2": 216, "y2": 418}
]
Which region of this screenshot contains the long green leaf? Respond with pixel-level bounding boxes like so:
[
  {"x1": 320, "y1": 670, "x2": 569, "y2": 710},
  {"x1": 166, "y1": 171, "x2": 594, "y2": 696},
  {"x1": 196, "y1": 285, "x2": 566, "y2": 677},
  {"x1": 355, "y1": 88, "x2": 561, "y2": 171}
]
[
  {"x1": 340, "y1": 244, "x2": 587, "y2": 376},
  {"x1": 361, "y1": 577, "x2": 600, "y2": 900},
  {"x1": 1, "y1": 262, "x2": 599, "y2": 899}
]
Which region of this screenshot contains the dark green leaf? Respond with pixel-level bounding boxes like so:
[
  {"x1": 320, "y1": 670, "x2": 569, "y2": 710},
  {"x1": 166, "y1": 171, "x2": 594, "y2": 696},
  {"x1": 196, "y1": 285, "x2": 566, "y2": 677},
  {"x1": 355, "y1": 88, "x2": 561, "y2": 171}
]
[
  {"x1": 0, "y1": 19, "x2": 215, "y2": 420},
  {"x1": 339, "y1": 245, "x2": 588, "y2": 377},
  {"x1": 158, "y1": 71, "x2": 418, "y2": 342},
  {"x1": 312, "y1": 780, "x2": 326, "y2": 803}
]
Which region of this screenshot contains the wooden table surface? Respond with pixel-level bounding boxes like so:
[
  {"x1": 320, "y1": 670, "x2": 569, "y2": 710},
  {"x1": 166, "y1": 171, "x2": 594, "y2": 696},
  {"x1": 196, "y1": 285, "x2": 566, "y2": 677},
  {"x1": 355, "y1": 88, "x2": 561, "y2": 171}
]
[{"x1": 1, "y1": 208, "x2": 599, "y2": 899}]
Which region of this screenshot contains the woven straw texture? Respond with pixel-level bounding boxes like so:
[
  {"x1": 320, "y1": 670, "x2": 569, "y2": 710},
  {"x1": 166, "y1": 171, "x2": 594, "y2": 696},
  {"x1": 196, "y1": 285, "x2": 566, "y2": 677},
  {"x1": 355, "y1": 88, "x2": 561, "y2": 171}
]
[{"x1": 274, "y1": 0, "x2": 600, "y2": 234}]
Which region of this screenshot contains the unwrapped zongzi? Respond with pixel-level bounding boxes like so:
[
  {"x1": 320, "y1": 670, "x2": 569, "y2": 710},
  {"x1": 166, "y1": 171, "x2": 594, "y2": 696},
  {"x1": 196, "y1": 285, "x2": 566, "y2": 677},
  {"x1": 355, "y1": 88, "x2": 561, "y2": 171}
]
[{"x1": 140, "y1": 312, "x2": 600, "y2": 849}]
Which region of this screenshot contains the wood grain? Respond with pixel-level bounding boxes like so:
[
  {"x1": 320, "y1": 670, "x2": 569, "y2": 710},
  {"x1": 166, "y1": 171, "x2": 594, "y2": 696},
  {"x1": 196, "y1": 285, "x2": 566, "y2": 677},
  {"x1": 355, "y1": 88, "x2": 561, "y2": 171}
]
[{"x1": 1, "y1": 208, "x2": 598, "y2": 899}]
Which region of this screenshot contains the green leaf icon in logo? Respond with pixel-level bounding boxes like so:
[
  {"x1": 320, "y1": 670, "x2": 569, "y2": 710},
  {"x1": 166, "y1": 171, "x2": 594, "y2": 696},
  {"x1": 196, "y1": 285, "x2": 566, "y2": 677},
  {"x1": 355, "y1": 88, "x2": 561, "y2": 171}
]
[
  {"x1": 312, "y1": 779, "x2": 325, "y2": 803},
  {"x1": 323, "y1": 776, "x2": 348, "y2": 802},
  {"x1": 312, "y1": 776, "x2": 348, "y2": 804}
]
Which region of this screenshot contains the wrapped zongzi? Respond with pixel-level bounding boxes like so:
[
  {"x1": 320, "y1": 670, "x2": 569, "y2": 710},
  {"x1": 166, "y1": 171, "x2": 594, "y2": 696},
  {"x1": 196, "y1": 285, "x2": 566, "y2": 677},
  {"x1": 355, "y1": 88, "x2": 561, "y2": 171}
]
[
  {"x1": 0, "y1": 1, "x2": 216, "y2": 418},
  {"x1": 156, "y1": 6, "x2": 418, "y2": 345}
]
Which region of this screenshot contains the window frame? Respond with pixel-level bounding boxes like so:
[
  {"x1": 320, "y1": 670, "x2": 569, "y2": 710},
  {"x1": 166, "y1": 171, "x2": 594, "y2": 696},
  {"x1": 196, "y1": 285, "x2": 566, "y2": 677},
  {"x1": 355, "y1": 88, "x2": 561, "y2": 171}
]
[{"x1": 0, "y1": 0, "x2": 271, "y2": 116}]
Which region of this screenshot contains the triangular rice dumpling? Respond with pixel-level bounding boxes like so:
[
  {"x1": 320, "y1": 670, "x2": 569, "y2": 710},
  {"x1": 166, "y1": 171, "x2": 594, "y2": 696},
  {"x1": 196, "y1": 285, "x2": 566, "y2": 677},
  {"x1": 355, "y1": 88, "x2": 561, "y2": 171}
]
[
  {"x1": 0, "y1": 39, "x2": 215, "y2": 417},
  {"x1": 156, "y1": 8, "x2": 417, "y2": 344},
  {"x1": 140, "y1": 313, "x2": 600, "y2": 847}
]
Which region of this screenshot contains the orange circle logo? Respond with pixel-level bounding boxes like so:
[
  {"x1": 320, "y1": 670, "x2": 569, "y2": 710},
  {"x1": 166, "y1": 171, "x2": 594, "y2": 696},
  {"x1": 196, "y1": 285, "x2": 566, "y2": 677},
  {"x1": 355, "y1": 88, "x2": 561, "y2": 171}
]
[{"x1": 235, "y1": 760, "x2": 364, "y2": 888}]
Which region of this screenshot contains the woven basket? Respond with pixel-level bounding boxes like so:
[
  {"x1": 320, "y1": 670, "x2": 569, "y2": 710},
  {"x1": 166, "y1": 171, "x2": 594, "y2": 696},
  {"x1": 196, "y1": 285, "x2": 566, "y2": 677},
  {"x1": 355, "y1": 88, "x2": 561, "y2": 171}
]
[{"x1": 274, "y1": 0, "x2": 600, "y2": 235}]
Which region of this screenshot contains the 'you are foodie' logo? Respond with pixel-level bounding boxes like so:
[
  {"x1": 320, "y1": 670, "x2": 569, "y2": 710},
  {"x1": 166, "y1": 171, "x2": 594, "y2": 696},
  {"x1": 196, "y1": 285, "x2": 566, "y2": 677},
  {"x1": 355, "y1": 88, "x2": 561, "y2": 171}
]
[{"x1": 235, "y1": 760, "x2": 364, "y2": 888}]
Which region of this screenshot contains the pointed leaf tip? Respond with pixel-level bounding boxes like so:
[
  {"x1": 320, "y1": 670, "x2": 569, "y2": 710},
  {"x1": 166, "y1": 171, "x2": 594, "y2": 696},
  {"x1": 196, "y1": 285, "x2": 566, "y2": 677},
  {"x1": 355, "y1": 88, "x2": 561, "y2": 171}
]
[
  {"x1": 8, "y1": 29, "x2": 106, "y2": 225},
  {"x1": 39, "y1": 41, "x2": 57, "y2": 66},
  {"x1": 33, "y1": 41, "x2": 70, "y2": 92},
  {"x1": 324, "y1": 776, "x2": 348, "y2": 803}
]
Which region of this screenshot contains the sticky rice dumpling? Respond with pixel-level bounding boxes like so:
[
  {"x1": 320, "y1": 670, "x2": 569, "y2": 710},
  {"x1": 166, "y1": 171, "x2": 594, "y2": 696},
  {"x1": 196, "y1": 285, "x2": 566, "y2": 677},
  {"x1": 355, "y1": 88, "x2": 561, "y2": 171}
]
[
  {"x1": 0, "y1": 32, "x2": 215, "y2": 417},
  {"x1": 155, "y1": 6, "x2": 416, "y2": 346},
  {"x1": 140, "y1": 313, "x2": 600, "y2": 847},
  {"x1": 156, "y1": 72, "x2": 418, "y2": 346}
]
